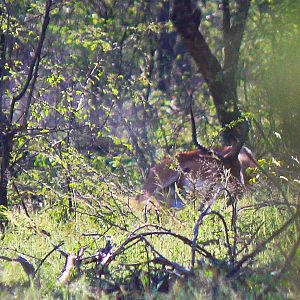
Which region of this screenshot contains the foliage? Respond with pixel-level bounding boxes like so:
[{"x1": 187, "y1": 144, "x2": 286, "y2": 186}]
[
  {"x1": 0, "y1": 0, "x2": 300, "y2": 299},
  {"x1": 241, "y1": 0, "x2": 300, "y2": 158}
]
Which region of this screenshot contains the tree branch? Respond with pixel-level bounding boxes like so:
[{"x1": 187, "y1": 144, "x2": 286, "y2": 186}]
[
  {"x1": 171, "y1": 0, "x2": 222, "y2": 85},
  {"x1": 191, "y1": 187, "x2": 221, "y2": 269},
  {"x1": 171, "y1": 0, "x2": 250, "y2": 145},
  {"x1": 228, "y1": 208, "x2": 300, "y2": 278},
  {"x1": 223, "y1": 0, "x2": 250, "y2": 75},
  {"x1": 9, "y1": 0, "x2": 53, "y2": 123},
  {"x1": 0, "y1": 0, "x2": 10, "y2": 115},
  {"x1": 222, "y1": 0, "x2": 231, "y2": 38}
]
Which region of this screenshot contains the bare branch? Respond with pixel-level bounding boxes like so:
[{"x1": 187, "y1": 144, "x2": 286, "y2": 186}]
[
  {"x1": 228, "y1": 208, "x2": 300, "y2": 278},
  {"x1": 209, "y1": 210, "x2": 232, "y2": 261},
  {"x1": 0, "y1": 255, "x2": 35, "y2": 278},
  {"x1": 222, "y1": 0, "x2": 231, "y2": 37},
  {"x1": 141, "y1": 237, "x2": 192, "y2": 276},
  {"x1": 35, "y1": 242, "x2": 65, "y2": 277},
  {"x1": 191, "y1": 188, "x2": 221, "y2": 269},
  {"x1": 171, "y1": 0, "x2": 222, "y2": 85},
  {"x1": 9, "y1": 0, "x2": 53, "y2": 122},
  {"x1": 223, "y1": 0, "x2": 250, "y2": 73},
  {"x1": 102, "y1": 228, "x2": 215, "y2": 269},
  {"x1": 58, "y1": 253, "x2": 77, "y2": 285},
  {"x1": 0, "y1": 0, "x2": 10, "y2": 114}
]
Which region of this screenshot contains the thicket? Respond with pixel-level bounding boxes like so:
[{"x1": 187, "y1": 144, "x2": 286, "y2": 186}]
[{"x1": 0, "y1": 0, "x2": 299, "y2": 299}]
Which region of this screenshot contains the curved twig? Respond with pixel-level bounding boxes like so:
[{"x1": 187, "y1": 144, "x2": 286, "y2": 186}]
[
  {"x1": 191, "y1": 187, "x2": 221, "y2": 269},
  {"x1": 208, "y1": 210, "x2": 232, "y2": 261},
  {"x1": 103, "y1": 229, "x2": 215, "y2": 269},
  {"x1": 34, "y1": 241, "x2": 65, "y2": 277}
]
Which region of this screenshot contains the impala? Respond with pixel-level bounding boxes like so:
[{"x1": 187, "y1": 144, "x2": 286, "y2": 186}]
[
  {"x1": 137, "y1": 145, "x2": 257, "y2": 208},
  {"x1": 138, "y1": 104, "x2": 260, "y2": 207}
]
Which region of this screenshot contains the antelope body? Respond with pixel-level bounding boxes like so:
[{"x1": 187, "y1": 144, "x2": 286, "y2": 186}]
[{"x1": 137, "y1": 145, "x2": 257, "y2": 208}]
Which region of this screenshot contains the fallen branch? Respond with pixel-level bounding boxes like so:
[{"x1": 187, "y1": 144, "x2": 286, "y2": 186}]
[
  {"x1": 58, "y1": 253, "x2": 77, "y2": 285},
  {"x1": 0, "y1": 255, "x2": 35, "y2": 279},
  {"x1": 103, "y1": 229, "x2": 215, "y2": 270}
]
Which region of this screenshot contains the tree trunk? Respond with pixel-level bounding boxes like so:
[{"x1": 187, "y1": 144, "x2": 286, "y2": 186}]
[
  {"x1": 0, "y1": 130, "x2": 13, "y2": 208},
  {"x1": 0, "y1": 31, "x2": 11, "y2": 208},
  {"x1": 171, "y1": 0, "x2": 250, "y2": 146}
]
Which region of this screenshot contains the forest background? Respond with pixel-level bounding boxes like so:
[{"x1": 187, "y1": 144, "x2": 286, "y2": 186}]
[{"x1": 0, "y1": 0, "x2": 300, "y2": 299}]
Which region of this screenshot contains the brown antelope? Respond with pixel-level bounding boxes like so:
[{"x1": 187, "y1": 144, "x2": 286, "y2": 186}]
[
  {"x1": 136, "y1": 108, "x2": 257, "y2": 208},
  {"x1": 136, "y1": 145, "x2": 257, "y2": 208}
]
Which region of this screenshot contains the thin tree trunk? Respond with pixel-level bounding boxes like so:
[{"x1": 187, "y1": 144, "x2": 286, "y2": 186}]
[{"x1": 0, "y1": 131, "x2": 13, "y2": 208}]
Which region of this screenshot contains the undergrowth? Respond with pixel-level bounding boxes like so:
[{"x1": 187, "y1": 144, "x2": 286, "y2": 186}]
[{"x1": 1, "y1": 181, "x2": 299, "y2": 299}]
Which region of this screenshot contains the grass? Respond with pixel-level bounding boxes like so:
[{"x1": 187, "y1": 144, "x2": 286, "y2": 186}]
[{"x1": 0, "y1": 182, "x2": 299, "y2": 299}]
